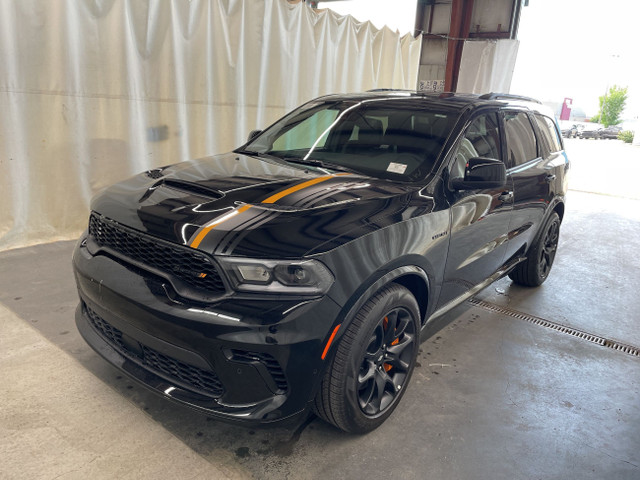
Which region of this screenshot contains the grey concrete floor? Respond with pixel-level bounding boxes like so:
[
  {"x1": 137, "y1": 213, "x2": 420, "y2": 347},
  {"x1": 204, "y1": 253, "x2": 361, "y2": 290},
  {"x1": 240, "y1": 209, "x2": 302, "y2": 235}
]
[{"x1": 1, "y1": 139, "x2": 639, "y2": 479}]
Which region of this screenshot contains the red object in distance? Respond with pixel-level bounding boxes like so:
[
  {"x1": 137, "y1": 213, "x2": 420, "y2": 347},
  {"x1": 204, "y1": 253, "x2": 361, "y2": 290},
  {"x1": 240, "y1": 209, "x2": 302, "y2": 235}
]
[{"x1": 560, "y1": 98, "x2": 572, "y2": 121}]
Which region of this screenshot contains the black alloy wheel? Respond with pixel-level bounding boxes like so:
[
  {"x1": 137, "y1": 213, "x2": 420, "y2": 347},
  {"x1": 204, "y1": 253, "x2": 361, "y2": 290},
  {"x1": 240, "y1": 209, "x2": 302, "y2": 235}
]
[
  {"x1": 313, "y1": 283, "x2": 420, "y2": 433},
  {"x1": 537, "y1": 216, "x2": 559, "y2": 280},
  {"x1": 357, "y1": 307, "x2": 415, "y2": 416},
  {"x1": 509, "y1": 211, "x2": 561, "y2": 287}
]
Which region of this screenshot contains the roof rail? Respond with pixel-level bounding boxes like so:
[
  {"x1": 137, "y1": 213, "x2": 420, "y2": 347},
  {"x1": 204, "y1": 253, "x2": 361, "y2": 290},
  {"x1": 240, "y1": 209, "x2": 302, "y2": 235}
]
[
  {"x1": 479, "y1": 93, "x2": 541, "y2": 104},
  {"x1": 367, "y1": 88, "x2": 414, "y2": 92}
]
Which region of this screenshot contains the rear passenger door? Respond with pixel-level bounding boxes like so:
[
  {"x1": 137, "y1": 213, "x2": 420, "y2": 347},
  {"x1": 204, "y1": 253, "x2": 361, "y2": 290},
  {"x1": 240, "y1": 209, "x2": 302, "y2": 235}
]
[{"x1": 500, "y1": 110, "x2": 559, "y2": 264}]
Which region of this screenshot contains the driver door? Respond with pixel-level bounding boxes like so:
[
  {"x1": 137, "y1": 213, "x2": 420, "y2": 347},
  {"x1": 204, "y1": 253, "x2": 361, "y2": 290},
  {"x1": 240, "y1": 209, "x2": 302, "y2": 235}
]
[{"x1": 436, "y1": 112, "x2": 514, "y2": 308}]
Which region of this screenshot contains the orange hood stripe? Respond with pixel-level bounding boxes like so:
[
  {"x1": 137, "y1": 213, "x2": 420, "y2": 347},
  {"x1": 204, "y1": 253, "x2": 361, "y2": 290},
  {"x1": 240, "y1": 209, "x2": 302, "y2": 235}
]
[
  {"x1": 188, "y1": 173, "x2": 350, "y2": 249},
  {"x1": 189, "y1": 204, "x2": 252, "y2": 249},
  {"x1": 261, "y1": 174, "x2": 342, "y2": 204}
]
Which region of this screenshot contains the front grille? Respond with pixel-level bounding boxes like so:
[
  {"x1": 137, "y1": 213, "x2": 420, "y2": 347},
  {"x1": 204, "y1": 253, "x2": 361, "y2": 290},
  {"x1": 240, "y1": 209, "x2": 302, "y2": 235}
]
[
  {"x1": 230, "y1": 349, "x2": 288, "y2": 392},
  {"x1": 85, "y1": 306, "x2": 225, "y2": 398},
  {"x1": 88, "y1": 213, "x2": 225, "y2": 294}
]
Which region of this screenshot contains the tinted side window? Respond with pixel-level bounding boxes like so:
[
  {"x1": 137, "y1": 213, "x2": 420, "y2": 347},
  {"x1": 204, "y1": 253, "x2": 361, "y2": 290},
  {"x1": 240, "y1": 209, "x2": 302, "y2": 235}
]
[
  {"x1": 504, "y1": 112, "x2": 538, "y2": 166},
  {"x1": 450, "y1": 113, "x2": 501, "y2": 179},
  {"x1": 534, "y1": 114, "x2": 563, "y2": 153}
]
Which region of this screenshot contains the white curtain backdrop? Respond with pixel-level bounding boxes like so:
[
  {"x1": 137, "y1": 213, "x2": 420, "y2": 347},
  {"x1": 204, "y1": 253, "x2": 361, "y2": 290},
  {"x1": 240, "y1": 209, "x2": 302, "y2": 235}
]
[
  {"x1": 456, "y1": 39, "x2": 519, "y2": 95},
  {"x1": 0, "y1": 0, "x2": 421, "y2": 251}
]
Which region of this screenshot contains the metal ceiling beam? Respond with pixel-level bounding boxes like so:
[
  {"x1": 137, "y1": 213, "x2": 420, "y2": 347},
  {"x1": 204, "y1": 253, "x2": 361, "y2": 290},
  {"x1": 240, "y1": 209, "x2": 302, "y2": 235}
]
[
  {"x1": 444, "y1": 0, "x2": 474, "y2": 92},
  {"x1": 509, "y1": 0, "x2": 523, "y2": 39}
]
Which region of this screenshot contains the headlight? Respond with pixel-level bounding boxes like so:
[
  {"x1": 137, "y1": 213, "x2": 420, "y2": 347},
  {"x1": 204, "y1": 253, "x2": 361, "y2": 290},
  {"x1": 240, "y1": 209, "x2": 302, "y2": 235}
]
[{"x1": 217, "y1": 257, "x2": 334, "y2": 295}]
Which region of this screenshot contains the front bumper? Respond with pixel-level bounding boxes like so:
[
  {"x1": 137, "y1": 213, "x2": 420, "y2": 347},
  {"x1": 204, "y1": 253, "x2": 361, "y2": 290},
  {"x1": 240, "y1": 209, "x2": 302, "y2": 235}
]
[{"x1": 73, "y1": 236, "x2": 342, "y2": 424}]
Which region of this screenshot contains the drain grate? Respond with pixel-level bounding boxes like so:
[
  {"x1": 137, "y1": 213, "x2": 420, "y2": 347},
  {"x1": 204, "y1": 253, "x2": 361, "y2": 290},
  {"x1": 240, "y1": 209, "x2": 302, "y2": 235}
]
[{"x1": 468, "y1": 298, "x2": 640, "y2": 358}]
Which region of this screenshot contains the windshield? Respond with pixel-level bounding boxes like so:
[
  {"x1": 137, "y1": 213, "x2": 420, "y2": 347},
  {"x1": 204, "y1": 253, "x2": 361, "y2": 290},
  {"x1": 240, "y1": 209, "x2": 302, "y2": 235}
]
[{"x1": 241, "y1": 99, "x2": 459, "y2": 182}]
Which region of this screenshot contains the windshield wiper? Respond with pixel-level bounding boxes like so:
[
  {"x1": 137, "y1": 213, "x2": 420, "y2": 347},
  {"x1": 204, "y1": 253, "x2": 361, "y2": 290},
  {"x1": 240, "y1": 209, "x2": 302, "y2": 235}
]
[
  {"x1": 238, "y1": 149, "x2": 361, "y2": 175},
  {"x1": 235, "y1": 149, "x2": 283, "y2": 161},
  {"x1": 279, "y1": 157, "x2": 360, "y2": 175}
]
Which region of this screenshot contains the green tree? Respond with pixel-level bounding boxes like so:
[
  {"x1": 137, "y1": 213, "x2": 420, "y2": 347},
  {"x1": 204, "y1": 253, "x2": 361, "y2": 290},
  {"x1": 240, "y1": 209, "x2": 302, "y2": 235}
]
[{"x1": 591, "y1": 85, "x2": 628, "y2": 126}]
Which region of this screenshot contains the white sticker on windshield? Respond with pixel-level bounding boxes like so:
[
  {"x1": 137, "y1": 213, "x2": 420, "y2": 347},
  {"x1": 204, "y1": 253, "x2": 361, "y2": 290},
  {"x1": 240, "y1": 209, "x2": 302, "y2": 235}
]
[{"x1": 387, "y1": 162, "x2": 407, "y2": 174}]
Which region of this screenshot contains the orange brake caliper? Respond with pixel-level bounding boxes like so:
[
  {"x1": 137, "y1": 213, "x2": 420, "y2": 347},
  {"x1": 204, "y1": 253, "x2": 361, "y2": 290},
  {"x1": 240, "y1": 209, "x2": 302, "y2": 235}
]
[{"x1": 383, "y1": 316, "x2": 399, "y2": 372}]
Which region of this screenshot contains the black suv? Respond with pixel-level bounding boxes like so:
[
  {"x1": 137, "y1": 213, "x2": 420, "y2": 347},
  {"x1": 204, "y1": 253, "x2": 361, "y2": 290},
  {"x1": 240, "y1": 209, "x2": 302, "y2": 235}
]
[{"x1": 73, "y1": 91, "x2": 569, "y2": 433}]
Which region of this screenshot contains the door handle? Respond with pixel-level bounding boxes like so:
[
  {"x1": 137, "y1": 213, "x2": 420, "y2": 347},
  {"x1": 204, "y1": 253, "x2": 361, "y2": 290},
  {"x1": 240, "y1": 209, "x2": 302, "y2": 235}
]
[
  {"x1": 498, "y1": 191, "x2": 513, "y2": 203},
  {"x1": 545, "y1": 174, "x2": 557, "y2": 183}
]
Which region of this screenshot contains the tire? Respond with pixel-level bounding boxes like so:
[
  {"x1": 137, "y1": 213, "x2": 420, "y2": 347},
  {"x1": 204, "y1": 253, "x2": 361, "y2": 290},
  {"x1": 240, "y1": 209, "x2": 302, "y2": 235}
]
[
  {"x1": 313, "y1": 283, "x2": 420, "y2": 433},
  {"x1": 508, "y1": 212, "x2": 561, "y2": 287}
]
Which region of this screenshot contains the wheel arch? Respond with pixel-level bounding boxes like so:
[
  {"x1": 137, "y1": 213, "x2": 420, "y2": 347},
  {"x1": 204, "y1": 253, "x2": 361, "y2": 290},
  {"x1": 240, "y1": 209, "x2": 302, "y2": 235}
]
[
  {"x1": 553, "y1": 200, "x2": 565, "y2": 222},
  {"x1": 338, "y1": 263, "x2": 430, "y2": 329},
  {"x1": 393, "y1": 273, "x2": 429, "y2": 324},
  {"x1": 318, "y1": 261, "x2": 431, "y2": 370},
  {"x1": 526, "y1": 201, "x2": 564, "y2": 256}
]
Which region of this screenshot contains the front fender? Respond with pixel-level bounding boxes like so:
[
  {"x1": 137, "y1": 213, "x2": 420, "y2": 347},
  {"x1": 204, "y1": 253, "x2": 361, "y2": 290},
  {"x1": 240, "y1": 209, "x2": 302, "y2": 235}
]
[{"x1": 307, "y1": 259, "x2": 435, "y2": 403}]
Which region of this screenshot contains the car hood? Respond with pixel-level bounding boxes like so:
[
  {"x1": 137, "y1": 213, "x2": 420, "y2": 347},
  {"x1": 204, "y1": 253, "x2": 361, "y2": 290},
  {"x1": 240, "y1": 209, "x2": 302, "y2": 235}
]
[{"x1": 90, "y1": 153, "x2": 421, "y2": 258}]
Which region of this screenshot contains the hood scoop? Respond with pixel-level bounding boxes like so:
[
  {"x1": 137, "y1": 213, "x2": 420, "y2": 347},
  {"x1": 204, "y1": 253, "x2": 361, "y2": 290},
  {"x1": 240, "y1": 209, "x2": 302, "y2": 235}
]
[
  {"x1": 160, "y1": 179, "x2": 225, "y2": 199},
  {"x1": 139, "y1": 179, "x2": 226, "y2": 203}
]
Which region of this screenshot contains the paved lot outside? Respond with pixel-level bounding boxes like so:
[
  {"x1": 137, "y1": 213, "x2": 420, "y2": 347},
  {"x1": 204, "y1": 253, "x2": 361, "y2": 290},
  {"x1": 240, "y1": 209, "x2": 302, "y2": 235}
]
[{"x1": 564, "y1": 138, "x2": 640, "y2": 200}]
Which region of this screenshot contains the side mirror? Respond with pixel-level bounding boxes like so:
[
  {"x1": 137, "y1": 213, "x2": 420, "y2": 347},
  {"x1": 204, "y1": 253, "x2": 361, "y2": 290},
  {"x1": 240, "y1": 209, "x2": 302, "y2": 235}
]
[
  {"x1": 451, "y1": 157, "x2": 506, "y2": 190},
  {"x1": 247, "y1": 129, "x2": 262, "y2": 142}
]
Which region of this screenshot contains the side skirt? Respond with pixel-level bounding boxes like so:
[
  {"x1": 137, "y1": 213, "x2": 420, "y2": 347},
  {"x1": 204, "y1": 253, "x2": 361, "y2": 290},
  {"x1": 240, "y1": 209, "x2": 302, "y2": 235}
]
[{"x1": 420, "y1": 255, "x2": 526, "y2": 339}]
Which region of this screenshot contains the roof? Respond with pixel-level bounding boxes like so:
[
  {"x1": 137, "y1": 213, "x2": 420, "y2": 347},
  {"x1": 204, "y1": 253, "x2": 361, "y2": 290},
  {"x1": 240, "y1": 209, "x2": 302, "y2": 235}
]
[{"x1": 314, "y1": 90, "x2": 553, "y2": 116}]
